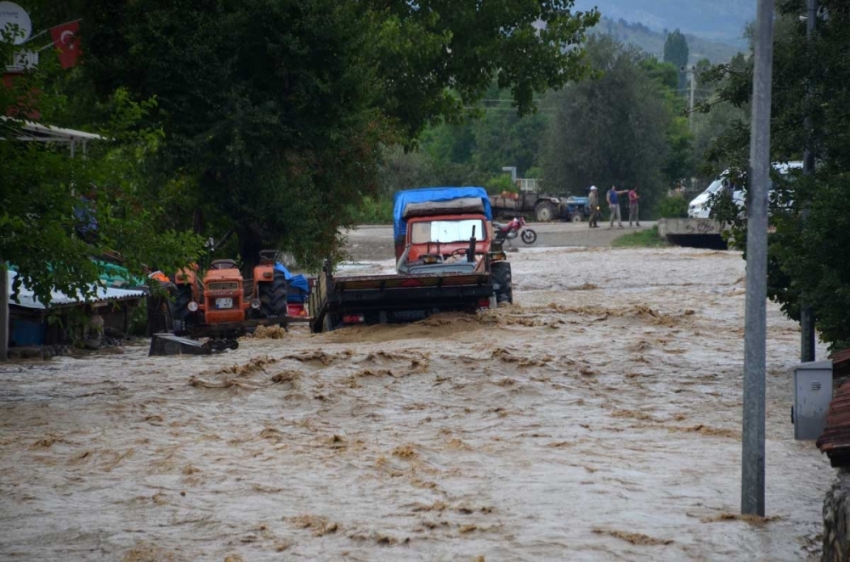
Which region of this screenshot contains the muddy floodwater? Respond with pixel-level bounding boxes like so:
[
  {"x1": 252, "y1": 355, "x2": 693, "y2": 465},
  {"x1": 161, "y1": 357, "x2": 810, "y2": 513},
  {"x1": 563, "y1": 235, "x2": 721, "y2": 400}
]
[{"x1": 0, "y1": 247, "x2": 833, "y2": 561}]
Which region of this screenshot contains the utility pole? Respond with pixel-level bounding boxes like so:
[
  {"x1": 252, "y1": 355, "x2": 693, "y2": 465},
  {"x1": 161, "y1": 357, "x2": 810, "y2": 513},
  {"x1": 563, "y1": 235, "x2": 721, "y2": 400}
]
[
  {"x1": 800, "y1": 0, "x2": 818, "y2": 363},
  {"x1": 689, "y1": 67, "x2": 697, "y2": 131},
  {"x1": 741, "y1": 0, "x2": 775, "y2": 517}
]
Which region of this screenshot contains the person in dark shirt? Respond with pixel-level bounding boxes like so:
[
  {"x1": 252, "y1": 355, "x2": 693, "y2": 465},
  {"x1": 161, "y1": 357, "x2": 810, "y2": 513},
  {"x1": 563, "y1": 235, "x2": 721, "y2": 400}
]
[{"x1": 607, "y1": 185, "x2": 628, "y2": 229}]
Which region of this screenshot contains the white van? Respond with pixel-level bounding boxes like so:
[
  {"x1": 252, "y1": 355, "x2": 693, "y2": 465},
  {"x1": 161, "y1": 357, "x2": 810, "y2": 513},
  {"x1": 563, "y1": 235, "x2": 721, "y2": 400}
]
[{"x1": 687, "y1": 161, "x2": 803, "y2": 219}]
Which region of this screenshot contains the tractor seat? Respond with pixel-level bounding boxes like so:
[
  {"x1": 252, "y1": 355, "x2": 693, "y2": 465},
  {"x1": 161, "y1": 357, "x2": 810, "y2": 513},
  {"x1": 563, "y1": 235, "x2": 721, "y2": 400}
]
[{"x1": 210, "y1": 259, "x2": 238, "y2": 270}]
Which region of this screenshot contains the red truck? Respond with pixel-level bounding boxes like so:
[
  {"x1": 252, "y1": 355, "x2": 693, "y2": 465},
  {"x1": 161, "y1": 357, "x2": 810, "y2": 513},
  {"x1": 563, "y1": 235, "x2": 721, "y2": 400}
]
[{"x1": 308, "y1": 187, "x2": 512, "y2": 332}]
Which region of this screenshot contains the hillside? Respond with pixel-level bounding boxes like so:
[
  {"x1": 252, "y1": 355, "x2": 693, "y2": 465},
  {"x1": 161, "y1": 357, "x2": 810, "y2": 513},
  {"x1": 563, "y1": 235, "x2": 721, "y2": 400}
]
[
  {"x1": 592, "y1": 18, "x2": 745, "y2": 64},
  {"x1": 574, "y1": 0, "x2": 753, "y2": 47}
]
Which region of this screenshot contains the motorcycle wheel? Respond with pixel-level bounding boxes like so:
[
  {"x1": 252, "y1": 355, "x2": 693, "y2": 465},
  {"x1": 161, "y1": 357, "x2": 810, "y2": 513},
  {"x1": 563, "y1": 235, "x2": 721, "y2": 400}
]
[{"x1": 521, "y1": 229, "x2": 537, "y2": 244}]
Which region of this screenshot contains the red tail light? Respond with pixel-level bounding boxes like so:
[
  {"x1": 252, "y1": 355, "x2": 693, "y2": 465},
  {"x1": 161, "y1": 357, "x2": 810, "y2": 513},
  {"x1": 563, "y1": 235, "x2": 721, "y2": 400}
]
[
  {"x1": 400, "y1": 278, "x2": 422, "y2": 288},
  {"x1": 343, "y1": 314, "x2": 365, "y2": 324},
  {"x1": 479, "y1": 298, "x2": 491, "y2": 308}
]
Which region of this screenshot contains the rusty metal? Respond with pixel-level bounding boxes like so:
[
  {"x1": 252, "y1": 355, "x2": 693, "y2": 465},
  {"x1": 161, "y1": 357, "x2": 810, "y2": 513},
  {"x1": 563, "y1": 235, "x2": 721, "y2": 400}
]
[
  {"x1": 832, "y1": 347, "x2": 850, "y2": 378},
  {"x1": 816, "y1": 379, "x2": 850, "y2": 466}
]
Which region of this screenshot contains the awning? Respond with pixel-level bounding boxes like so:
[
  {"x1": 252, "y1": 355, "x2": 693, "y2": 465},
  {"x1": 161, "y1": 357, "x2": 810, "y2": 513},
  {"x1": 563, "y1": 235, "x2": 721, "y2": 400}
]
[{"x1": 7, "y1": 270, "x2": 145, "y2": 310}]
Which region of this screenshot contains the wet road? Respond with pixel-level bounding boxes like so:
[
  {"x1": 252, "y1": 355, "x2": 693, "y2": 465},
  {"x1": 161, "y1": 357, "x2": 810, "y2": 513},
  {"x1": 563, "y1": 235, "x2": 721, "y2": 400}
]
[{"x1": 0, "y1": 246, "x2": 832, "y2": 561}]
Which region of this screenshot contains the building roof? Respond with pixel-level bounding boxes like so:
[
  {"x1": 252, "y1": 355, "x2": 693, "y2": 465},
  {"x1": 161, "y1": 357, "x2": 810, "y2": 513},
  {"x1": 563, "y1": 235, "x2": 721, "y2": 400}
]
[
  {"x1": 1, "y1": 117, "x2": 105, "y2": 143},
  {"x1": 7, "y1": 270, "x2": 145, "y2": 310}
]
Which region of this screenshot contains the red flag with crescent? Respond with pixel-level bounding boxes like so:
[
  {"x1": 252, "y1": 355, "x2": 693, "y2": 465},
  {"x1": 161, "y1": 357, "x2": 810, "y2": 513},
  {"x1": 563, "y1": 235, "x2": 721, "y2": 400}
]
[{"x1": 49, "y1": 20, "x2": 81, "y2": 69}]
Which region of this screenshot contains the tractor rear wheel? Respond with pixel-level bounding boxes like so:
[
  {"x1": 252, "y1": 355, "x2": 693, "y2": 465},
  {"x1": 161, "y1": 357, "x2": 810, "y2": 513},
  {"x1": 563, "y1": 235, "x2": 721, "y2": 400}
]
[
  {"x1": 535, "y1": 201, "x2": 556, "y2": 222},
  {"x1": 491, "y1": 261, "x2": 513, "y2": 304},
  {"x1": 258, "y1": 270, "x2": 288, "y2": 318}
]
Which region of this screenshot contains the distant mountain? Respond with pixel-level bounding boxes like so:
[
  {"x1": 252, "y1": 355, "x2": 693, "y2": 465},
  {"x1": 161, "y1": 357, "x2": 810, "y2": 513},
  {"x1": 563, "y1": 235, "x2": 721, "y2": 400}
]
[
  {"x1": 573, "y1": 0, "x2": 754, "y2": 47},
  {"x1": 592, "y1": 18, "x2": 744, "y2": 64}
]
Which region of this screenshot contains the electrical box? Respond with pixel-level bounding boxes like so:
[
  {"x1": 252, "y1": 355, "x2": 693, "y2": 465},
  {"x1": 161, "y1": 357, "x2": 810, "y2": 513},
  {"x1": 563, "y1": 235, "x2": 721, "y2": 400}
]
[{"x1": 793, "y1": 360, "x2": 833, "y2": 440}]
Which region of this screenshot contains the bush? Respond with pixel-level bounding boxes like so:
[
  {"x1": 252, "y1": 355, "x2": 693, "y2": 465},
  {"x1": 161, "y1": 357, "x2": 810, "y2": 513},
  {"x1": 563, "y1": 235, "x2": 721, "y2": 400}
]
[
  {"x1": 350, "y1": 196, "x2": 393, "y2": 224},
  {"x1": 484, "y1": 174, "x2": 518, "y2": 195},
  {"x1": 657, "y1": 194, "x2": 689, "y2": 218}
]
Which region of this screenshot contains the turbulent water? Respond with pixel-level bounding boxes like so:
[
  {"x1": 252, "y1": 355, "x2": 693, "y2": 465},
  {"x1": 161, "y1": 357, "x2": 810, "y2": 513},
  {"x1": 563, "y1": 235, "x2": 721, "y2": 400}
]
[{"x1": 0, "y1": 247, "x2": 832, "y2": 561}]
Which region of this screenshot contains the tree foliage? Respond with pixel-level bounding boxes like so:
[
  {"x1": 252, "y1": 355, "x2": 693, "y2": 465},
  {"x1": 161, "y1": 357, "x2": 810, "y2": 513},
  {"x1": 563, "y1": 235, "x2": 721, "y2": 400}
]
[
  {"x1": 663, "y1": 29, "x2": 690, "y2": 90},
  {"x1": 706, "y1": 0, "x2": 850, "y2": 351},
  {"x1": 0, "y1": 38, "x2": 202, "y2": 305},
  {"x1": 79, "y1": 0, "x2": 599, "y2": 269},
  {"x1": 543, "y1": 36, "x2": 681, "y2": 212}
]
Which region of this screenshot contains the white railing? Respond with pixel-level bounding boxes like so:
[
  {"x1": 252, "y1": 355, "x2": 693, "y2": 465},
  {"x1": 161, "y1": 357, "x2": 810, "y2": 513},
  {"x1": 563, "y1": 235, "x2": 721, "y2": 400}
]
[{"x1": 516, "y1": 178, "x2": 541, "y2": 192}]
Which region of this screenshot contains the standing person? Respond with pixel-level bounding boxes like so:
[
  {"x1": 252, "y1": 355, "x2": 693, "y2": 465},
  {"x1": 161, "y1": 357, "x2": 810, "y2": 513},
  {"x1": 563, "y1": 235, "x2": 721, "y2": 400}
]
[
  {"x1": 628, "y1": 186, "x2": 640, "y2": 227},
  {"x1": 607, "y1": 185, "x2": 628, "y2": 228},
  {"x1": 588, "y1": 186, "x2": 599, "y2": 228}
]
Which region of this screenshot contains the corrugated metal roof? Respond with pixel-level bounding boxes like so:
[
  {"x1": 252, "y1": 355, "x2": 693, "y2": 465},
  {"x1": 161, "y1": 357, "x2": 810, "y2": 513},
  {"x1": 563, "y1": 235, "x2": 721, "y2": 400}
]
[{"x1": 7, "y1": 270, "x2": 145, "y2": 310}]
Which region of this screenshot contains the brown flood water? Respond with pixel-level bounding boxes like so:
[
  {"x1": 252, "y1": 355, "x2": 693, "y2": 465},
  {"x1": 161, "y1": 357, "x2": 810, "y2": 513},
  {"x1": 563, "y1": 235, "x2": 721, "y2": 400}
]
[{"x1": 0, "y1": 247, "x2": 832, "y2": 561}]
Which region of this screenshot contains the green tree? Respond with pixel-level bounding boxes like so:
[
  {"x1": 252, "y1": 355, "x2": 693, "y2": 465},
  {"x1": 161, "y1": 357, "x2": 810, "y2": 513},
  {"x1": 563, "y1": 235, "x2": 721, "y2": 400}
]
[
  {"x1": 543, "y1": 36, "x2": 674, "y2": 213},
  {"x1": 0, "y1": 38, "x2": 202, "y2": 305},
  {"x1": 80, "y1": 0, "x2": 599, "y2": 270},
  {"x1": 664, "y1": 29, "x2": 690, "y2": 90},
  {"x1": 705, "y1": 0, "x2": 850, "y2": 351}
]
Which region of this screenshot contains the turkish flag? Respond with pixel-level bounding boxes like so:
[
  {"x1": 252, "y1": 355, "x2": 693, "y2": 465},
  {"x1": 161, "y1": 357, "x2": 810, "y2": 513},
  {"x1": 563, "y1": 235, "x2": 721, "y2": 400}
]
[{"x1": 49, "y1": 20, "x2": 82, "y2": 69}]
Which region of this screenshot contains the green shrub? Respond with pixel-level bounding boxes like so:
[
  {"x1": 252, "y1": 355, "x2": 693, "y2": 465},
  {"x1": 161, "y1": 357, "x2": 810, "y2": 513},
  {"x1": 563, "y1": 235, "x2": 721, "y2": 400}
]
[
  {"x1": 350, "y1": 196, "x2": 394, "y2": 224},
  {"x1": 657, "y1": 194, "x2": 689, "y2": 218},
  {"x1": 484, "y1": 174, "x2": 518, "y2": 195},
  {"x1": 611, "y1": 226, "x2": 669, "y2": 248}
]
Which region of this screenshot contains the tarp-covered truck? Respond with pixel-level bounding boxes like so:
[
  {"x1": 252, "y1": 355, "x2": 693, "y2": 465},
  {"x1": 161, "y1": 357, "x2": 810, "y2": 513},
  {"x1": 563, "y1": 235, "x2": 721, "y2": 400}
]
[{"x1": 308, "y1": 187, "x2": 512, "y2": 333}]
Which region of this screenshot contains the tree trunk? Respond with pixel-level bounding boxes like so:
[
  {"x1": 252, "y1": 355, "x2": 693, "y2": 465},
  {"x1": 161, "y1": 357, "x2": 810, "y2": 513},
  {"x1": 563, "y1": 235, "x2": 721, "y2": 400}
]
[
  {"x1": 0, "y1": 260, "x2": 8, "y2": 361},
  {"x1": 237, "y1": 227, "x2": 263, "y2": 277}
]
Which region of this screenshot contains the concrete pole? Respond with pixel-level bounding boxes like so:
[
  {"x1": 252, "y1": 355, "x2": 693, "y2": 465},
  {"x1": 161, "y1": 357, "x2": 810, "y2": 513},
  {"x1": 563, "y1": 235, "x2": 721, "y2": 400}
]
[
  {"x1": 0, "y1": 261, "x2": 8, "y2": 361},
  {"x1": 742, "y1": 0, "x2": 775, "y2": 517},
  {"x1": 689, "y1": 67, "x2": 697, "y2": 131},
  {"x1": 800, "y1": 0, "x2": 818, "y2": 363}
]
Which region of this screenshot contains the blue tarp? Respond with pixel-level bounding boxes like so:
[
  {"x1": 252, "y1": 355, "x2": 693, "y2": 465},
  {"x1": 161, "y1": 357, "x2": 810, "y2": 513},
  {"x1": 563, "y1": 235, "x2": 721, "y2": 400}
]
[
  {"x1": 392, "y1": 187, "x2": 492, "y2": 240},
  {"x1": 274, "y1": 262, "x2": 309, "y2": 302}
]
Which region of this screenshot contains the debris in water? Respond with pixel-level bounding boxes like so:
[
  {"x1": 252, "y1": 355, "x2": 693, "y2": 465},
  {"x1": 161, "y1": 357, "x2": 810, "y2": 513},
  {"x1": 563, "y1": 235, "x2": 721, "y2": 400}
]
[
  {"x1": 701, "y1": 512, "x2": 782, "y2": 525},
  {"x1": 592, "y1": 528, "x2": 674, "y2": 545},
  {"x1": 287, "y1": 514, "x2": 340, "y2": 536},
  {"x1": 392, "y1": 444, "x2": 419, "y2": 459},
  {"x1": 252, "y1": 325, "x2": 286, "y2": 339}
]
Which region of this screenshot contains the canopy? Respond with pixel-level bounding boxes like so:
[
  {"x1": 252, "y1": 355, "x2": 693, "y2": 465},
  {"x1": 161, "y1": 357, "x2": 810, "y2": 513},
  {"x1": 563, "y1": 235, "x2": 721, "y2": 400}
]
[{"x1": 392, "y1": 187, "x2": 492, "y2": 240}]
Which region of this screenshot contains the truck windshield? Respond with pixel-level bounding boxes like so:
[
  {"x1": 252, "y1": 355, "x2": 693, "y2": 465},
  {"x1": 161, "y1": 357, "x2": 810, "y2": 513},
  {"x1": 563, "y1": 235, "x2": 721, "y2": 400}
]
[{"x1": 410, "y1": 219, "x2": 486, "y2": 244}]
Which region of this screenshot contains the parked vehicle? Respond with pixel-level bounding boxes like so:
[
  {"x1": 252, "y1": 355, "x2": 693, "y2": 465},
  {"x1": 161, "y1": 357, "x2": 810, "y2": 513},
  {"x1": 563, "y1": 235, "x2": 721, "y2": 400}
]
[
  {"x1": 688, "y1": 162, "x2": 803, "y2": 219},
  {"x1": 308, "y1": 187, "x2": 511, "y2": 333},
  {"x1": 147, "y1": 250, "x2": 292, "y2": 337},
  {"x1": 493, "y1": 216, "x2": 537, "y2": 245}
]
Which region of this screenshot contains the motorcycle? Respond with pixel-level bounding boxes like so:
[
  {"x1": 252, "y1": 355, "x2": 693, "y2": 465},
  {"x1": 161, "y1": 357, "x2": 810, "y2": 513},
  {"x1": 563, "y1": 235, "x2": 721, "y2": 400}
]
[{"x1": 493, "y1": 216, "x2": 537, "y2": 245}]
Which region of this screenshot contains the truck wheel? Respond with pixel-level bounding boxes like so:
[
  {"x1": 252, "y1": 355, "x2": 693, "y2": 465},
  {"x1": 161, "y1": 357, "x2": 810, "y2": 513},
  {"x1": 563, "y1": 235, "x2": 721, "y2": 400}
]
[
  {"x1": 571, "y1": 213, "x2": 583, "y2": 223},
  {"x1": 323, "y1": 313, "x2": 339, "y2": 332},
  {"x1": 535, "y1": 202, "x2": 556, "y2": 222},
  {"x1": 491, "y1": 261, "x2": 513, "y2": 304},
  {"x1": 258, "y1": 270, "x2": 287, "y2": 318}
]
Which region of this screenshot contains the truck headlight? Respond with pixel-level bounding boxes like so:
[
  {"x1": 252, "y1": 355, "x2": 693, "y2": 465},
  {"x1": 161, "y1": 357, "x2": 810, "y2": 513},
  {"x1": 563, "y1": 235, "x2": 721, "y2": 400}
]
[
  {"x1": 251, "y1": 299, "x2": 261, "y2": 309},
  {"x1": 188, "y1": 301, "x2": 199, "y2": 312}
]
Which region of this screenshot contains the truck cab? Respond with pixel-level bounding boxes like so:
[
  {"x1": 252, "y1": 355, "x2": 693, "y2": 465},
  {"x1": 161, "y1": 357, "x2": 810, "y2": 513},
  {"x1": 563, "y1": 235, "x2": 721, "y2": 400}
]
[{"x1": 398, "y1": 213, "x2": 493, "y2": 275}]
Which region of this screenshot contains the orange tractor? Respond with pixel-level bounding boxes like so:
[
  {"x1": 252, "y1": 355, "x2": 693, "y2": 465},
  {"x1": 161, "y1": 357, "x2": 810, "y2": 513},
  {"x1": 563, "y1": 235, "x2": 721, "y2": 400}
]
[{"x1": 148, "y1": 250, "x2": 289, "y2": 337}]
